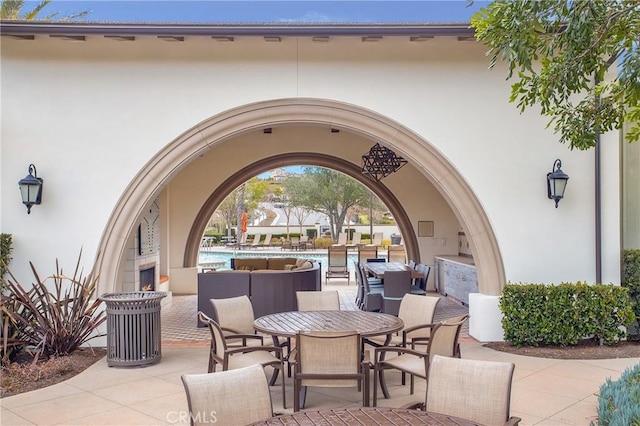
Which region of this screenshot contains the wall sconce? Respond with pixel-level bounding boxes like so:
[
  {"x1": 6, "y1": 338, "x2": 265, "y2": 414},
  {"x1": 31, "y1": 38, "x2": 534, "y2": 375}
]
[
  {"x1": 18, "y1": 164, "x2": 43, "y2": 214},
  {"x1": 547, "y1": 159, "x2": 569, "y2": 208}
]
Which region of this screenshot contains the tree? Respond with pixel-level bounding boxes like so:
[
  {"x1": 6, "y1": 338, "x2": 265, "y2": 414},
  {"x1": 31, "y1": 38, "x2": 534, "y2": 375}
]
[
  {"x1": 470, "y1": 0, "x2": 640, "y2": 150},
  {"x1": 282, "y1": 168, "x2": 371, "y2": 241},
  {"x1": 292, "y1": 206, "x2": 312, "y2": 235},
  {"x1": 1, "y1": 0, "x2": 89, "y2": 20}
]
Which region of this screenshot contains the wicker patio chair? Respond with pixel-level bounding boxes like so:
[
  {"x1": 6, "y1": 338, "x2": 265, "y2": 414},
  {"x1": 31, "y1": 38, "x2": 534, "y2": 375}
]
[
  {"x1": 181, "y1": 364, "x2": 273, "y2": 426},
  {"x1": 292, "y1": 330, "x2": 370, "y2": 411},
  {"x1": 421, "y1": 355, "x2": 521, "y2": 426}
]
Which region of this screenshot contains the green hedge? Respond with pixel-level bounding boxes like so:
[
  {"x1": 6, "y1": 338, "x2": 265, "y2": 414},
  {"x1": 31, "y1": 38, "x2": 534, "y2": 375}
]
[
  {"x1": 622, "y1": 249, "x2": 640, "y2": 329},
  {"x1": 501, "y1": 282, "x2": 635, "y2": 346},
  {"x1": 595, "y1": 362, "x2": 640, "y2": 425}
]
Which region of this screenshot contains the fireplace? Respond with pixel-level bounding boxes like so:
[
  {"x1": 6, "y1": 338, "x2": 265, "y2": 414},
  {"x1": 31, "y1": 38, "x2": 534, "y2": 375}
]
[{"x1": 139, "y1": 263, "x2": 156, "y2": 291}]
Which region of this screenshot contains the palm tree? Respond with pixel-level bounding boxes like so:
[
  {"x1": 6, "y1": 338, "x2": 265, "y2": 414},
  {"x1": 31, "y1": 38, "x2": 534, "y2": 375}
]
[{"x1": 1, "y1": 0, "x2": 89, "y2": 21}]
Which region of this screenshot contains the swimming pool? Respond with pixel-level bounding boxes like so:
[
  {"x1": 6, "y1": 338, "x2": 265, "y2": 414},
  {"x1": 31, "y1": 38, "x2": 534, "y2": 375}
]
[{"x1": 199, "y1": 250, "x2": 360, "y2": 271}]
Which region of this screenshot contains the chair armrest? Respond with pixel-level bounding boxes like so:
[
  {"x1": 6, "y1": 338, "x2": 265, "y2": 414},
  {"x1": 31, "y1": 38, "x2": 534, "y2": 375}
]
[
  {"x1": 225, "y1": 345, "x2": 284, "y2": 357},
  {"x1": 224, "y1": 333, "x2": 264, "y2": 346},
  {"x1": 401, "y1": 323, "x2": 437, "y2": 346},
  {"x1": 402, "y1": 323, "x2": 437, "y2": 335},
  {"x1": 374, "y1": 345, "x2": 426, "y2": 361}
]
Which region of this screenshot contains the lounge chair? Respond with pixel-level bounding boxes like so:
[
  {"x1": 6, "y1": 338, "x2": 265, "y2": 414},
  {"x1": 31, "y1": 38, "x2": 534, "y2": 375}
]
[
  {"x1": 369, "y1": 232, "x2": 383, "y2": 247},
  {"x1": 358, "y1": 245, "x2": 379, "y2": 264},
  {"x1": 333, "y1": 232, "x2": 348, "y2": 246},
  {"x1": 259, "y1": 233, "x2": 273, "y2": 249},
  {"x1": 326, "y1": 245, "x2": 350, "y2": 284},
  {"x1": 346, "y1": 232, "x2": 363, "y2": 250},
  {"x1": 387, "y1": 244, "x2": 406, "y2": 263}
]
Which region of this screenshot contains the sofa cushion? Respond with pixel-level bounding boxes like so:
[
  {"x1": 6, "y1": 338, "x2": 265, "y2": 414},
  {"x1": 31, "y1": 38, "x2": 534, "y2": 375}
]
[
  {"x1": 267, "y1": 257, "x2": 297, "y2": 270},
  {"x1": 233, "y1": 258, "x2": 268, "y2": 271},
  {"x1": 294, "y1": 260, "x2": 314, "y2": 271}
]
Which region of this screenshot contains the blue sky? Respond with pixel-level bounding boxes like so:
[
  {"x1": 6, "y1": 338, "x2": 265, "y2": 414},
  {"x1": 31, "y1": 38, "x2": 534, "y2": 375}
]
[{"x1": 27, "y1": 1, "x2": 489, "y2": 24}]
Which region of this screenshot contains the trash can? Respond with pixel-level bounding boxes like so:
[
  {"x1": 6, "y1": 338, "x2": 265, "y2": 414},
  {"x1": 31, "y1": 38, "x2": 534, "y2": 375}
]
[
  {"x1": 100, "y1": 291, "x2": 167, "y2": 367},
  {"x1": 390, "y1": 234, "x2": 402, "y2": 245}
]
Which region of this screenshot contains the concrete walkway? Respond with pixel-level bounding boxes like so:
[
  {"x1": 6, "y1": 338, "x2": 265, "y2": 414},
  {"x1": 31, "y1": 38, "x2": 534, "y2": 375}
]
[{"x1": 2, "y1": 281, "x2": 639, "y2": 425}]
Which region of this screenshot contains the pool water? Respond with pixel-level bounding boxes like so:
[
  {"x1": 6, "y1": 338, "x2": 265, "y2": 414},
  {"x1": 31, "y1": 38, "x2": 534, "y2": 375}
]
[{"x1": 199, "y1": 250, "x2": 360, "y2": 271}]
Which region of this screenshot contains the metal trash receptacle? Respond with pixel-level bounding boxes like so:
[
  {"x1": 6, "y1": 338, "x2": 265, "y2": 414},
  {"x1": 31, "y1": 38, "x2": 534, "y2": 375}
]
[
  {"x1": 390, "y1": 234, "x2": 401, "y2": 245},
  {"x1": 100, "y1": 291, "x2": 167, "y2": 367}
]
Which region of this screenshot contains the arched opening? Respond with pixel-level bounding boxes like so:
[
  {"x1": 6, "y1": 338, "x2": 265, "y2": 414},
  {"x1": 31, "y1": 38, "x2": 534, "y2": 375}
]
[
  {"x1": 183, "y1": 153, "x2": 418, "y2": 267},
  {"x1": 95, "y1": 98, "x2": 505, "y2": 297}
]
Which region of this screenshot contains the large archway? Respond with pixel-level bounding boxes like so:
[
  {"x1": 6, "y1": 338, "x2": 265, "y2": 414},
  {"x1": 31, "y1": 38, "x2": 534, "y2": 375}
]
[
  {"x1": 95, "y1": 98, "x2": 505, "y2": 296},
  {"x1": 182, "y1": 153, "x2": 419, "y2": 267}
]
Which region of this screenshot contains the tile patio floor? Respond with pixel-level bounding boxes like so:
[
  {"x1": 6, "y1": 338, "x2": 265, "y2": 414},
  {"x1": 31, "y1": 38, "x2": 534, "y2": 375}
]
[{"x1": 2, "y1": 278, "x2": 639, "y2": 425}]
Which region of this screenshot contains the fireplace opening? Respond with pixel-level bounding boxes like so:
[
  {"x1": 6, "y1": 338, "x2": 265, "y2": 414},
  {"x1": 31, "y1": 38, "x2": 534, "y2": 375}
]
[{"x1": 139, "y1": 265, "x2": 156, "y2": 291}]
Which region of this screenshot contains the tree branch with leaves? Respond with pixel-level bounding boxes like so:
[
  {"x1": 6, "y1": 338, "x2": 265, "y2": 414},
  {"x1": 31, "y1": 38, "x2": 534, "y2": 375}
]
[{"x1": 470, "y1": 0, "x2": 640, "y2": 150}]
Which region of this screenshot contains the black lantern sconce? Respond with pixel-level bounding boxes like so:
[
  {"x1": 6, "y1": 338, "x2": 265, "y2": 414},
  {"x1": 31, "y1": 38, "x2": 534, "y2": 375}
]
[
  {"x1": 18, "y1": 164, "x2": 43, "y2": 214},
  {"x1": 547, "y1": 159, "x2": 569, "y2": 208}
]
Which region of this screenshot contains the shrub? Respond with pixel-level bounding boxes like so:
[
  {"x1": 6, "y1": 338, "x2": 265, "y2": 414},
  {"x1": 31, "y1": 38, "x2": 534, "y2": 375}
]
[
  {"x1": 1, "y1": 233, "x2": 13, "y2": 283},
  {"x1": 595, "y1": 362, "x2": 640, "y2": 425},
  {"x1": 0, "y1": 251, "x2": 106, "y2": 360},
  {"x1": 622, "y1": 249, "x2": 640, "y2": 330},
  {"x1": 313, "y1": 237, "x2": 334, "y2": 249},
  {"x1": 501, "y1": 282, "x2": 635, "y2": 347}
]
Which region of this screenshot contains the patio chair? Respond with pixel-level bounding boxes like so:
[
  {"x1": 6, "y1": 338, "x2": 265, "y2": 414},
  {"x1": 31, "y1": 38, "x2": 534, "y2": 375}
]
[
  {"x1": 387, "y1": 244, "x2": 406, "y2": 263},
  {"x1": 358, "y1": 264, "x2": 383, "y2": 312},
  {"x1": 292, "y1": 330, "x2": 370, "y2": 411},
  {"x1": 346, "y1": 232, "x2": 363, "y2": 250},
  {"x1": 210, "y1": 295, "x2": 263, "y2": 348},
  {"x1": 248, "y1": 233, "x2": 262, "y2": 248},
  {"x1": 372, "y1": 314, "x2": 468, "y2": 405},
  {"x1": 181, "y1": 364, "x2": 273, "y2": 426},
  {"x1": 333, "y1": 232, "x2": 348, "y2": 246},
  {"x1": 364, "y1": 293, "x2": 440, "y2": 349},
  {"x1": 259, "y1": 233, "x2": 273, "y2": 248},
  {"x1": 370, "y1": 232, "x2": 383, "y2": 247},
  {"x1": 326, "y1": 245, "x2": 350, "y2": 284},
  {"x1": 299, "y1": 235, "x2": 309, "y2": 250},
  {"x1": 296, "y1": 290, "x2": 340, "y2": 311},
  {"x1": 211, "y1": 295, "x2": 291, "y2": 374},
  {"x1": 411, "y1": 263, "x2": 431, "y2": 295},
  {"x1": 419, "y1": 355, "x2": 521, "y2": 426},
  {"x1": 380, "y1": 269, "x2": 412, "y2": 316},
  {"x1": 197, "y1": 311, "x2": 287, "y2": 408},
  {"x1": 358, "y1": 245, "x2": 379, "y2": 264}
]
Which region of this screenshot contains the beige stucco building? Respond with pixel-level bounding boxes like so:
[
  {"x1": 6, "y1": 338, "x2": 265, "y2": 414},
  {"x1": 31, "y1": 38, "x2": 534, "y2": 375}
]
[{"x1": 1, "y1": 21, "x2": 637, "y2": 341}]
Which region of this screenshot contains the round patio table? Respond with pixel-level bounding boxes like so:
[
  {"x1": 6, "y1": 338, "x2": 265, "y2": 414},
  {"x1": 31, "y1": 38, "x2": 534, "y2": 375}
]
[
  {"x1": 249, "y1": 407, "x2": 480, "y2": 425},
  {"x1": 254, "y1": 310, "x2": 403, "y2": 338}
]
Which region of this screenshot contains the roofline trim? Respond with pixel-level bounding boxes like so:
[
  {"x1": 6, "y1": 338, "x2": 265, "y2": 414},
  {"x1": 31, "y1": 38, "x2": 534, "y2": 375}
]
[{"x1": 0, "y1": 21, "x2": 476, "y2": 38}]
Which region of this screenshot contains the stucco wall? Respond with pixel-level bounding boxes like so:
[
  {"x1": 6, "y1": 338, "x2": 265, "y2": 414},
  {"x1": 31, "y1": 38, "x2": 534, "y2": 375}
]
[{"x1": 1, "y1": 33, "x2": 620, "y2": 298}]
